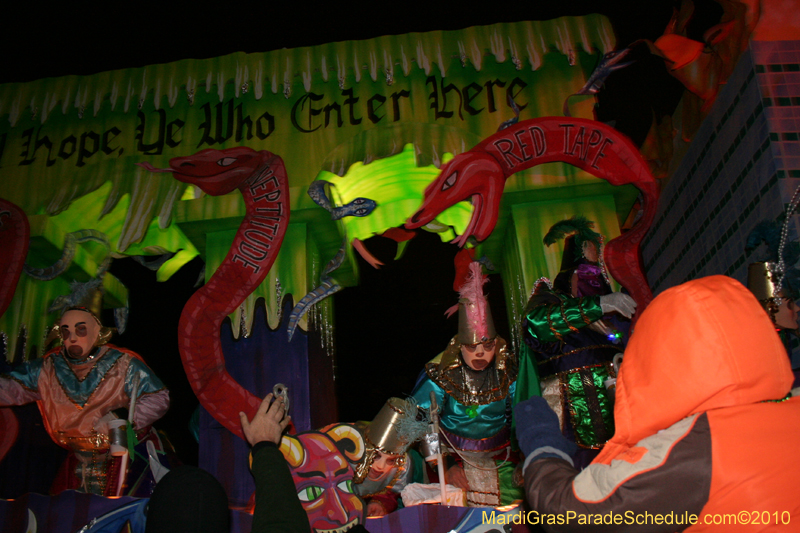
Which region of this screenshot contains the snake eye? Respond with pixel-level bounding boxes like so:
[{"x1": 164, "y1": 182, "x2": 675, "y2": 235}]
[
  {"x1": 442, "y1": 170, "x2": 457, "y2": 191},
  {"x1": 298, "y1": 485, "x2": 324, "y2": 502},
  {"x1": 352, "y1": 198, "x2": 366, "y2": 204},
  {"x1": 353, "y1": 208, "x2": 368, "y2": 216},
  {"x1": 218, "y1": 157, "x2": 237, "y2": 166}
]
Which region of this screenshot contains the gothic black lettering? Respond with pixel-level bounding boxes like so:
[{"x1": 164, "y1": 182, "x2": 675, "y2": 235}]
[
  {"x1": 101, "y1": 127, "x2": 122, "y2": 156},
  {"x1": 323, "y1": 101, "x2": 343, "y2": 128},
  {"x1": 427, "y1": 76, "x2": 463, "y2": 120},
  {"x1": 136, "y1": 110, "x2": 166, "y2": 155},
  {"x1": 77, "y1": 131, "x2": 100, "y2": 167},
  {"x1": 256, "y1": 111, "x2": 274, "y2": 140},
  {"x1": 235, "y1": 103, "x2": 252, "y2": 142},
  {"x1": 368, "y1": 94, "x2": 386, "y2": 123},
  {"x1": 58, "y1": 135, "x2": 77, "y2": 160},
  {"x1": 19, "y1": 127, "x2": 55, "y2": 167},
  {"x1": 506, "y1": 78, "x2": 528, "y2": 112},
  {"x1": 483, "y1": 80, "x2": 507, "y2": 113},
  {"x1": 463, "y1": 82, "x2": 484, "y2": 115},
  {"x1": 341, "y1": 88, "x2": 362, "y2": 126},
  {"x1": 291, "y1": 93, "x2": 324, "y2": 133},
  {"x1": 390, "y1": 90, "x2": 409, "y2": 122}
]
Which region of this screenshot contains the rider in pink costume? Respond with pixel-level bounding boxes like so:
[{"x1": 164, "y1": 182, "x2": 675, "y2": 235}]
[{"x1": 0, "y1": 307, "x2": 169, "y2": 495}]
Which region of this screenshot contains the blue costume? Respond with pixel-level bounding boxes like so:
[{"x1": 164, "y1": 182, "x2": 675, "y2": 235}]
[{"x1": 412, "y1": 336, "x2": 522, "y2": 506}]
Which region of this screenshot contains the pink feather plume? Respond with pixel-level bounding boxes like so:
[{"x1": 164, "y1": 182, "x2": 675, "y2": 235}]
[{"x1": 445, "y1": 262, "x2": 489, "y2": 339}]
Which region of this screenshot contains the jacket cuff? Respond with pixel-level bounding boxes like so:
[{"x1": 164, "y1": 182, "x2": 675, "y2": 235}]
[
  {"x1": 252, "y1": 440, "x2": 279, "y2": 455},
  {"x1": 523, "y1": 446, "x2": 574, "y2": 471}
]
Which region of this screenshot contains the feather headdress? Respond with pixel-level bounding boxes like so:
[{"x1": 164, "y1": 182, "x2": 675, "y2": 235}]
[
  {"x1": 543, "y1": 216, "x2": 602, "y2": 261},
  {"x1": 394, "y1": 396, "x2": 429, "y2": 448},
  {"x1": 446, "y1": 262, "x2": 495, "y2": 343}
]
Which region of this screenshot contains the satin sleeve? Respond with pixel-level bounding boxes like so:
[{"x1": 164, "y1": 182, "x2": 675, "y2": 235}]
[
  {"x1": 0, "y1": 358, "x2": 45, "y2": 406},
  {"x1": 133, "y1": 389, "x2": 170, "y2": 429},
  {"x1": 411, "y1": 374, "x2": 444, "y2": 413},
  {"x1": 0, "y1": 375, "x2": 42, "y2": 406},
  {"x1": 525, "y1": 295, "x2": 602, "y2": 343},
  {"x1": 126, "y1": 357, "x2": 169, "y2": 429},
  {"x1": 125, "y1": 357, "x2": 167, "y2": 397}
]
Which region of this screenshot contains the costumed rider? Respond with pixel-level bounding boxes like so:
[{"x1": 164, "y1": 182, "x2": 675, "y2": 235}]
[
  {"x1": 515, "y1": 276, "x2": 800, "y2": 529},
  {"x1": 352, "y1": 397, "x2": 428, "y2": 517},
  {"x1": 0, "y1": 306, "x2": 169, "y2": 495},
  {"x1": 411, "y1": 261, "x2": 523, "y2": 507},
  {"x1": 747, "y1": 261, "x2": 800, "y2": 390},
  {"x1": 516, "y1": 217, "x2": 636, "y2": 469},
  {"x1": 745, "y1": 219, "x2": 800, "y2": 389}
]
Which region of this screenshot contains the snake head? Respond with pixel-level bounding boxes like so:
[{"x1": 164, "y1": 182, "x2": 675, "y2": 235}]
[
  {"x1": 169, "y1": 147, "x2": 266, "y2": 196},
  {"x1": 405, "y1": 151, "x2": 506, "y2": 246},
  {"x1": 331, "y1": 197, "x2": 378, "y2": 221}
]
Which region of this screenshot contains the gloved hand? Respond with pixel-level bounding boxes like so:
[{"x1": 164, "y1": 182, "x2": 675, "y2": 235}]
[
  {"x1": 514, "y1": 396, "x2": 576, "y2": 464},
  {"x1": 599, "y1": 292, "x2": 637, "y2": 318}
]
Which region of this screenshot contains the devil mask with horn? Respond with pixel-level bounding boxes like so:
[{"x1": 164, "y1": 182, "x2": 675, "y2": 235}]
[{"x1": 280, "y1": 424, "x2": 366, "y2": 532}]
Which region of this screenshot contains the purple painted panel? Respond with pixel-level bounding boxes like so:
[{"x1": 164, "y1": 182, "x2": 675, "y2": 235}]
[
  {"x1": 0, "y1": 492, "x2": 139, "y2": 533},
  {"x1": 199, "y1": 298, "x2": 312, "y2": 507},
  {"x1": 363, "y1": 504, "x2": 470, "y2": 533},
  {"x1": 1, "y1": 493, "x2": 542, "y2": 533}
]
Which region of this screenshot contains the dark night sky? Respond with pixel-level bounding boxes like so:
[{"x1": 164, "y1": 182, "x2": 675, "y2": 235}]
[
  {"x1": 1, "y1": 2, "x2": 675, "y2": 83},
  {"x1": 1, "y1": 1, "x2": 725, "y2": 467},
  {"x1": 0, "y1": 1, "x2": 723, "y2": 145}
]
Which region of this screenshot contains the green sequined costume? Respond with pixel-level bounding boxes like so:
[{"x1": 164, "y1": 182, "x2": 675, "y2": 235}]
[{"x1": 517, "y1": 287, "x2": 624, "y2": 469}]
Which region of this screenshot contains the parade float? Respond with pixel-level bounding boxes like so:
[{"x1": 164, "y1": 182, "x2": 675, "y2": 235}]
[{"x1": 1, "y1": 1, "x2": 784, "y2": 530}]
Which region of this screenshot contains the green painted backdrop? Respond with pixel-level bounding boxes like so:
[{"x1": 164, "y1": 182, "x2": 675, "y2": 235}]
[{"x1": 0, "y1": 16, "x2": 636, "y2": 361}]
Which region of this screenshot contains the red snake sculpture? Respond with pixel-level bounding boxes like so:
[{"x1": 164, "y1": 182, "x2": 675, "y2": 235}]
[
  {"x1": 138, "y1": 147, "x2": 290, "y2": 439},
  {"x1": 0, "y1": 198, "x2": 28, "y2": 462},
  {"x1": 0, "y1": 199, "x2": 29, "y2": 320},
  {"x1": 406, "y1": 117, "x2": 659, "y2": 314}
]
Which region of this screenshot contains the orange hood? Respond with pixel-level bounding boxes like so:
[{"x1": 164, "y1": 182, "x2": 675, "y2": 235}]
[{"x1": 596, "y1": 275, "x2": 793, "y2": 464}]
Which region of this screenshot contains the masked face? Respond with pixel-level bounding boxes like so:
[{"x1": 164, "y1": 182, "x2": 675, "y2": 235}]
[
  {"x1": 286, "y1": 432, "x2": 364, "y2": 533},
  {"x1": 582, "y1": 240, "x2": 599, "y2": 263},
  {"x1": 367, "y1": 451, "x2": 399, "y2": 482},
  {"x1": 59, "y1": 310, "x2": 101, "y2": 361},
  {"x1": 460, "y1": 338, "x2": 497, "y2": 371}
]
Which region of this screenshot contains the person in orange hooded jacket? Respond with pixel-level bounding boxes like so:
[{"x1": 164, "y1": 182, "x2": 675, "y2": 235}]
[{"x1": 515, "y1": 275, "x2": 800, "y2": 531}]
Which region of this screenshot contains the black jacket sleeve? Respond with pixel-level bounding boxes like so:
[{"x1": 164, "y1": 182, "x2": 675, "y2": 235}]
[{"x1": 250, "y1": 441, "x2": 310, "y2": 533}]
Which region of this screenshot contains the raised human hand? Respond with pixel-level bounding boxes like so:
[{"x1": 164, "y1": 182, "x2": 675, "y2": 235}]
[{"x1": 239, "y1": 393, "x2": 291, "y2": 447}]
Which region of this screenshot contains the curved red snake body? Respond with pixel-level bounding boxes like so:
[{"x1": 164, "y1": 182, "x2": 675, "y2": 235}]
[
  {"x1": 0, "y1": 199, "x2": 30, "y2": 320},
  {"x1": 406, "y1": 117, "x2": 659, "y2": 314},
  {"x1": 0, "y1": 199, "x2": 28, "y2": 461},
  {"x1": 166, "y1": 147, "x2": 290, "y2": 439}
]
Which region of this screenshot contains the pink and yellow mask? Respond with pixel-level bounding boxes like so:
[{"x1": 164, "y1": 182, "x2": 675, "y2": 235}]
[
  {"x1": 59, "y1": 308, "x2": 111, "y2": 361},
  {"x1": 280, "y1": 424, "x2": 365, "y2": 533}
]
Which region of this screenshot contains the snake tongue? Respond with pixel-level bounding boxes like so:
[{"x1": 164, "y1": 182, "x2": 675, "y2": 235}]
[{"x1": 135, "y1": 161, "x2": 174, "y2": 173}]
